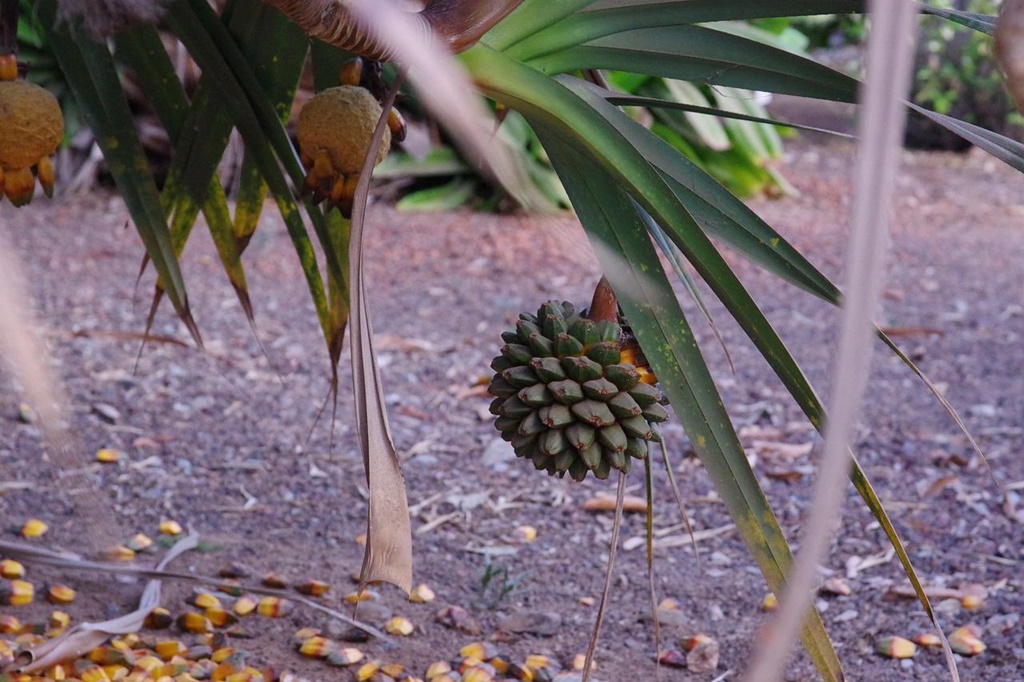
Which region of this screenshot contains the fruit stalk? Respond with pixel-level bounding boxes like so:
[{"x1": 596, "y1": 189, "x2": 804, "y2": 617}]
[
  {"x1": 263, "y1": 0, "x2": 523, "y2": 61},
  {"x1": 586, "y1": 276, "x2": 618, "y2": 323}
]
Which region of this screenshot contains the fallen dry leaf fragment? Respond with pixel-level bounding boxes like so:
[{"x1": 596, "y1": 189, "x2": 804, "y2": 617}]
[
  {"x1": 686, "y1": 634, "x2": 720, "y2": 673},
  {"x1": 582, "y1": 494, "x2": 647, "y2": 513},
  {"x1": 434, "y1": 605, "x2": 481, "y2": 635},
  {"x1": 876, "y1": 636, "x2": 917, "y2": 659},
  {"x1": 750, "y1": 440, "x2": 814, "y2": 461}
]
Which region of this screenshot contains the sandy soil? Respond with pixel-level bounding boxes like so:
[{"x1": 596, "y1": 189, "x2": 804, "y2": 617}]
[{"x1": 1, "y1": 135, "x2": 1023, "y2": 681}]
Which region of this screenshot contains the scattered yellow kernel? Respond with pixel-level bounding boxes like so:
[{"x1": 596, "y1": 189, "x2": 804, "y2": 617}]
[
  {"x1": 0, "y1": 614, "x2": 21, "y2": 633},
  {"x1": 96, "y1": 448, "x2": 124, "y2": 464},
  {"x1": 876, "y1": 636, "x2": 917, "y2": 659},
  {"x1": 21, "y1": 518, "x2": 48, "y2": 538},
  {"x1": 5, "y1": 579, "x2": 34, "y2": 605},
  {"x1": 355, "y1": 661, "x2": 380, "y2": 681},
  {"x1": 384, "y1": 616, "x2": 414, "y2": 636},
  {"x1": 343, "y1": 590, "x2": 378, "y2": 604},
  {"x1": 232, "y1": 596, "x2": 257, "y2": 616},
  {"x1": 949, "y1": 625, "x2": 986, "y2": 656},
  {"x1": 295, "y1": 579, "x2": 330, "y2": 597},
  {"x1": 159, "y1": 520, "x2": 183, "y2": 536},
  {"x1": 525, "y1": 654, "x2": 550, "y2": 670},
  {"x1": 327, "y1": 647, "x2": 364, "y2": 666},
  {"x1": 299, "y1": 636, "x2": 333, "y2": 659},
  {"x1": 409, "y1": 583, "x2": 436, "y2": 604},
  {"x1": 0, "y1": 559, "x2": 25, "y2": 579},
  {"x1": 125, "y1": 533, "x2": 153, "y2": 552},
  {"x1": 47, "y1": 584, "x2": 76, "y2": 604},
  {"x1": 101, "y1": 545, "x2": 136, "y2": 562},
  {"x1": 761, "y1": 592, "x2": 778, "y2": 612},
  {"x1": 191, "y1": 592, "x2": 221, "y2": 610},
  {"x1": 425, "y1": 661, "x2": 452, "y2": 678},
  {"x1": 154, "y1": 640, "x2": 187, "y2": 661},
  {"x1": 256, "y1": 596, "x2": 294, "y2": 618},
  {"x1": 912, "y1": 632, "x2": 943, "y2": 648}
]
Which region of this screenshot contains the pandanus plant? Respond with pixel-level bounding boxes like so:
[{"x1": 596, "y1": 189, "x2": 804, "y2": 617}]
[{"x1": 4, "y1": 0, "x2": 1024, "y2": 678}]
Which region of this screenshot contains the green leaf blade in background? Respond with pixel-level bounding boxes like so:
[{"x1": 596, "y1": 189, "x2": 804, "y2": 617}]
[
  {"x1": 38, "y1": 0, "x2": 202, "y2": 346},
  {"x1": 530, "y1": 25, "x2": 858, "y2": 102},
  {"x1": 115, "y1": 22, "x2": 253, "y2": 323},
  {"x1": 506, "y1": 1, "x2": 867, "y2": 62},
  {"x1": 164, "y1": 0, "x2": 335, "y2": 346}
]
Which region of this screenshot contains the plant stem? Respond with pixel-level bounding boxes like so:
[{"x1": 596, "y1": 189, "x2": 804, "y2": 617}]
[{"x1": 0, "y1": 0, "x2": 18, "y2": 57}]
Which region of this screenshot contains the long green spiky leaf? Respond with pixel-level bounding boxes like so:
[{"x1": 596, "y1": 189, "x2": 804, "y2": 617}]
[
  {"x1": 528, "y1": 25, "x2": 858, "y2": 102},
  {"x1": 566, "y1": 78, "x2": 841, "y2": 301},
  {"x1": 471, "y1": 46, "x2": 957, "y2": 677},
  {"x1": 605, "y1": 92, "x2": 855, "y2": 138},
  {"x1": 231, "y1": 2, "x2": 309, "y2": 246},
  {"x1": 538, "y1": 131, "x2": 843, "y2": 681},
  {"x1": 174, "y1": 0, "x2": 355, "y2": 358},
  {"x1": 38, "y1": 0, "x2": 201, "y2": 345},
  {"x1": 639, "y1": 204, "x2": 734, "y2": 371},
  {"x1": 164, "y1": 0, "x2": 333, "y2": 343},
  {"x1": 507, "y1": 0, "x2": 866, "y2": 62},
  {"x1": 920, "y1": 5, "x2": 996, "y2": 35},
  {"x1": 910, "y1": 103, "x2": 1024, "y2": 174},
  {"x1": 114, "y1": 23, "x2": 254, "y2": 322}
]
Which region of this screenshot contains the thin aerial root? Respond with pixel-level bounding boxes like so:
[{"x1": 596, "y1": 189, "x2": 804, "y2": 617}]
[{"x1": 583, "y1": 472, "x2": 627, "y2": 682}]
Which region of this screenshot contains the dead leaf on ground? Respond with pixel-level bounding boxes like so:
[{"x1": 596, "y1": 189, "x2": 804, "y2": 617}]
[
  {"x1": 374, "y1": 335, "x2": 439, "y2": 353},
  {"x1": 582, "y1": 494, "x2": 647, "y2": 513},
  {"x1": 750, "y1": 440, "x2": 814, "y2": 461}
]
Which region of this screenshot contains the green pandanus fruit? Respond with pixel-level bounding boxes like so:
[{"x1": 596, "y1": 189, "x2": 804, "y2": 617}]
[{"x1": 487, "y1": 279, "x2": 670, "y2": 482}]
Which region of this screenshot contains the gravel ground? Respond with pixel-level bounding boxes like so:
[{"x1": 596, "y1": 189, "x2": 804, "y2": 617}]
[{"x1": 1, "y1": 136, "x2": 1023, "y2": 681}]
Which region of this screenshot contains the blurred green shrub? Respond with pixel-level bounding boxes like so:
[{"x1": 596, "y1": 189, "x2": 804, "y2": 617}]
[
  {"x1": 908, "y1": 0, "x2": 1022, "y2": 149},
  {"x1": 794, "y1": 3, "x2": 1023, "y2": 150}
]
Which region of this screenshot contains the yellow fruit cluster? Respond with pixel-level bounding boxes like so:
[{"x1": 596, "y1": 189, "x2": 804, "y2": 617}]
[{"x1": 0, "y1": 56, "x2": 63, "y2": 207}]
